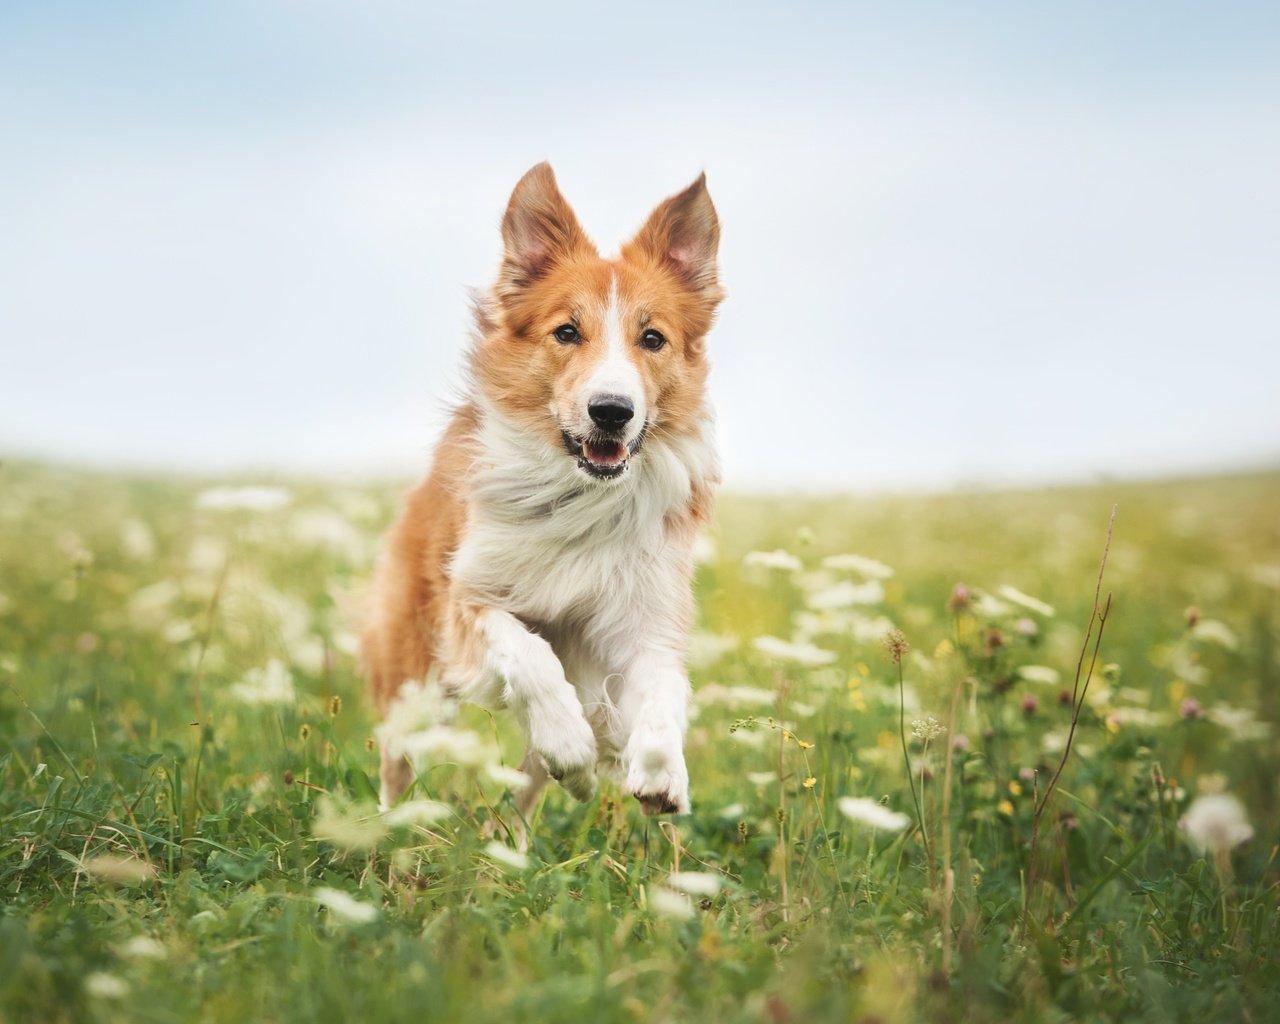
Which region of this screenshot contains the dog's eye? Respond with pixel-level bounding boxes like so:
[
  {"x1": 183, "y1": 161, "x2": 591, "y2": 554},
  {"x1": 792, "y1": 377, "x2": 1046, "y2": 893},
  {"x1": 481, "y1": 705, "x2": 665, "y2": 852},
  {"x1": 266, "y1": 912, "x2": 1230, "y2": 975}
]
[
  {"x1": 640, "y1": 329, "x2": 667, "y2": 352},
  {"x1": 553, "y1": 324, "x2": 580, "y2": 345}
]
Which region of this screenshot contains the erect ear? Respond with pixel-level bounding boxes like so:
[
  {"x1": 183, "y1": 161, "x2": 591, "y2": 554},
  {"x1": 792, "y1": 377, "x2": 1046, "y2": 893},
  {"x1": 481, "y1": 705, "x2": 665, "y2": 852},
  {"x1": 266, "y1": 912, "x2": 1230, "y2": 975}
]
[
  {"x1": 625, "y1": 173, "x2": 722, "y2": 300},
  {"x1": 498, "y1": 162, "x2": 593, "y2": 298}
]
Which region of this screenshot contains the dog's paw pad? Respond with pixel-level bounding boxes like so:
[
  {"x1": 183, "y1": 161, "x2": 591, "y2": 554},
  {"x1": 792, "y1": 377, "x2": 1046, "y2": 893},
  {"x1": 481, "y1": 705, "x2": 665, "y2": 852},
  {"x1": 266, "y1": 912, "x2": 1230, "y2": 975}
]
[{"x1": 635, "y1": 791, "x2": 682, "y2": 816}]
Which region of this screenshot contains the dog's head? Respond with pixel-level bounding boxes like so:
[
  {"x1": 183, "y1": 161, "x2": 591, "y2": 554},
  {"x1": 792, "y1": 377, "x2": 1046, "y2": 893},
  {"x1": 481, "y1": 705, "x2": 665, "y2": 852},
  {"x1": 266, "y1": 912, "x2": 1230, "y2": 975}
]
[{"x1": 471, "y1": 163, "x2": 722, "y2": 481}]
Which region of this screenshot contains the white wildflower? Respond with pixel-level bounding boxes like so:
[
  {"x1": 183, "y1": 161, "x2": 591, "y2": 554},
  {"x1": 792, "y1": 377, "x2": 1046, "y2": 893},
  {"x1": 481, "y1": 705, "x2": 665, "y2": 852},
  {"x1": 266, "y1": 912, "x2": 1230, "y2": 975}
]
[
  {"x1": 483, "y1": 840, "x2": 530, "y2": 873},
  {"x1": 162, "y1": 620, "x2": 195, "y2": 645},
  {"x1": 696, "y1": 684, "x2": 778, "y2": 709},
  {"x1": 127, "y1": 580, "x2": 181, "y2": 630},
  {"x1": 910, "y1": 715, "x2": 944, "y2": 742},
  {"x1": 185, "y1": 535, "x2": 229, "y2": 580},
  {"x1": 837, "y1": 797, "x2": 911, "y2": 832},
  {"x1": 313, "y1": 886, "x2": 379, "y2": 924},
  {"x1": 752, "y1": 635, "x2": 836, "y2": 667},
  {"x1": 312, "y1": 795, "x2": 388, "y2": 851},
  {"x1": 997, "y1": 585, "x2": 1055, "y2": 617},
  {"x1": 230, "y1": 659, "x2": 296, "y2": 706},
  {"x1": 84, "y1": 973, "x2": 130, "y2": 999},
  {"x1": 821, "y1": 553, "x2": 894, "y2": 578},
  {"x1": 195, "y1": 485, "x2": 293, "y2": 512},
  {"x1": 1179, "y1": 794, "x2": 1254, "y2": 854},
  {"x1": 1191, "y1": 619, "x2": 1238, "y2": 651},
  {"x1": 806, "y1": 579, "x2": 884, "y2": 610},
  {"x1": 120, "y1": 519, "x2": 156, "y2": 560},
  {"x1": 118, "y1": 935, "x2": 167, "y2": 960},
  {"x1": 743, "y1": 549, "x2": 803, "y2": 572},
  {"x1": 746, "y1": 772, "x2": 776, "y2": 786},
  {"x1": 1206, "y1": 705, "x2": 1271, "y2": 742},
  {"x1": 666, "y1": 871, "x2": 722, "y2": 896},
  {"x1": 485, "y1": 764, "x2": 532, "y2": 789},
  {"x1": 973, "y1": 593, "x2": 1012, "y2": 618},
  {"x1": 382, "y1": 800, "x2": 451, "y2": 828},
  {"x1": 686, "y1": 631, "x2": 739, "y2": 669},
  {"x1": 292, "y1": 508, "x2": 367, "y2": 562},
  {"x1": 648, "y1": 887, "x2": 694, "y2": 919},
  {"x1": 80, "y1": 854, "x2": 156, "y2": 885},
  {"x1": 1106, "y1": 707, "x2": 1169, "y2": 728},
  {"x1": 397, "y1": 725, "x2": 495, "y2": 768},
  {"x1": 718, "y1": 802, "x2": 747, "y2": 818},
  {"x1": 1250, "y1": 564, "x2": 1280, "y2": 590},
  {"x1": 1018, "y1": 665, "x2": 1061, "y2": 686}
]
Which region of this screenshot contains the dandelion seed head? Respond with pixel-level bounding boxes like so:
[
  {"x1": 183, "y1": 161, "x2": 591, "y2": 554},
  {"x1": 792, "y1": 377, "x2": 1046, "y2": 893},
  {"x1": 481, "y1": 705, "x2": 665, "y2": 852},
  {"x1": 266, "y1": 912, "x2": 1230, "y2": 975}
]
[{"x1": 1179, "y1": 793, "x2": 1254, "y2": 854}]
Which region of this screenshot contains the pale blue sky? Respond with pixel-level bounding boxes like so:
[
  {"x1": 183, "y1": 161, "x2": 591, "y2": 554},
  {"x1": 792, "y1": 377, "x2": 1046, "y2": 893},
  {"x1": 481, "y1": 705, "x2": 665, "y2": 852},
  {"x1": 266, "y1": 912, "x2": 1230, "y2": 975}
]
[{"x1": 3, "y1": 2, "x2": 1278, "y2": 489}]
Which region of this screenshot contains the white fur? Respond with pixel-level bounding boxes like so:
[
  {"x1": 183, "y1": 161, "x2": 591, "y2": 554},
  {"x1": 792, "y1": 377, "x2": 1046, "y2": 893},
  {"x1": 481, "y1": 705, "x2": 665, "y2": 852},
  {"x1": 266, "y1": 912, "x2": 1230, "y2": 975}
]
[
  {"x1": 446, "y1": 398, "x2": 718, "y2": 812},
  {"x1": 574, "y1": 275, "x2": 647, "y2": 443}
]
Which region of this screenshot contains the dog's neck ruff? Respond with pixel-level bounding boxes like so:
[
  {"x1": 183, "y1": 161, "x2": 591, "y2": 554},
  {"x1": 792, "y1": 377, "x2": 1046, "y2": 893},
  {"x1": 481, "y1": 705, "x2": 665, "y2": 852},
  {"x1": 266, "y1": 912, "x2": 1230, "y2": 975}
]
[{"x1": 468, "y1": 402, "x2": 715, "y2": 538}]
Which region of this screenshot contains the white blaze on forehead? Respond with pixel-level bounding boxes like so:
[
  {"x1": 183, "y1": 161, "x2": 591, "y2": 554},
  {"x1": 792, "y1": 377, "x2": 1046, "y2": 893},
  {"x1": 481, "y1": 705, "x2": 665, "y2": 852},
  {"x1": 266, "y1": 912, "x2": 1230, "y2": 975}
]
[{"x1": 584, "y1": 275, "x2": 646, "y2": 429}]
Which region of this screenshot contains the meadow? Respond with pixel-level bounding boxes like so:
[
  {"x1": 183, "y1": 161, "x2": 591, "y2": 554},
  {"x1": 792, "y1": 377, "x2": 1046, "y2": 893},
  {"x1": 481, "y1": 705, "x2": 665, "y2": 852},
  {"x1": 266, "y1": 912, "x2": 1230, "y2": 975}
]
[{"x1": 1, "y1": 460, "x2": 1277, "y2": 1023}]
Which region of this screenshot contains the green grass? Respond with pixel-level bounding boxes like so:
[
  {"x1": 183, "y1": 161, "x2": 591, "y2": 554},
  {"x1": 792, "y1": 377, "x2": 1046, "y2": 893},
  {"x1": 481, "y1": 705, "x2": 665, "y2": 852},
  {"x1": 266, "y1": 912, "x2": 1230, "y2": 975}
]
[{"x1": 2, "y1": 460, "x2": 1278, "y2": 1023}]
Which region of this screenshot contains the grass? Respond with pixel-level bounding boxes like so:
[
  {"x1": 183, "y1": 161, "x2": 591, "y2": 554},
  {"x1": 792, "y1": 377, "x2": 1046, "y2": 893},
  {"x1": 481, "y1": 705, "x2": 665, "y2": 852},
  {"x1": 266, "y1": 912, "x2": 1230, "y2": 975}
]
[{"x1": 1, "y1": 459, "x2": 1278, "y2": 1023}]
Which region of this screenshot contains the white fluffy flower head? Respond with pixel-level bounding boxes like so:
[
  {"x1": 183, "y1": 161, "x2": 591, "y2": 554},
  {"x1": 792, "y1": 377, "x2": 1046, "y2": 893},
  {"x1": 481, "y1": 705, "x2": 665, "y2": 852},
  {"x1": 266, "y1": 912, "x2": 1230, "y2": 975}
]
[{"x1": 1179, "y1": 793, "x2": 1254, "y2": 854}]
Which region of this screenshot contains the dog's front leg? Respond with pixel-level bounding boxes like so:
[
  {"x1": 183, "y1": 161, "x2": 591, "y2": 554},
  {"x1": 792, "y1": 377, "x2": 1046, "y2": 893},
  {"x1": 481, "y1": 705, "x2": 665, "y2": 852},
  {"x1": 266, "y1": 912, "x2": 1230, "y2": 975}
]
[
  {"x1": 618, "y1": 651, "x2": 691, "y2": 815},
  {"x1": 454, "y1": 606, "x2": 598, "y2": 802}
]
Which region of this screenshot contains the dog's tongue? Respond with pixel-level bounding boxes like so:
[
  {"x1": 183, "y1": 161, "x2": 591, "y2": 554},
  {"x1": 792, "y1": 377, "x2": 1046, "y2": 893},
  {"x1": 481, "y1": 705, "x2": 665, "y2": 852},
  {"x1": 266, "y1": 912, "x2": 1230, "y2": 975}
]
[{"x1": 584, "y1": 439, "x2": 627, "y2": 467}]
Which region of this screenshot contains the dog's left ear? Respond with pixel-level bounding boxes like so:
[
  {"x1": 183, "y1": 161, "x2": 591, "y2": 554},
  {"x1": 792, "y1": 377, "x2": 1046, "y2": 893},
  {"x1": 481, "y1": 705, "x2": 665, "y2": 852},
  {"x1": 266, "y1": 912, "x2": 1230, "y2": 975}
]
[{"x1": 626, "y1": 173, "x2": 723, "y2": 304}]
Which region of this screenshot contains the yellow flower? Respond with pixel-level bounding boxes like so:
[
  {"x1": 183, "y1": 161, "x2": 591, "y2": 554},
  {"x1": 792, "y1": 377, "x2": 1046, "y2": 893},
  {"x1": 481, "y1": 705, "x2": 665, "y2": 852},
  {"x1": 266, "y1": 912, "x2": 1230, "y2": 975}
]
[
  {"x1": 803, "y1": 777, "x2": 817, "y2": 789},
  {"x1": 797, "y1": 740, "x2": 814, "y2": 750},
  {"x1": 997, "y1": 800, "x2": 1015, "y2": 817},
  {"x1": 1008, "y1": 780, "x2": 1022, "y2": 797},
  {"x1": 933, "y1": 639, "x2": 954, "y2": 659}
]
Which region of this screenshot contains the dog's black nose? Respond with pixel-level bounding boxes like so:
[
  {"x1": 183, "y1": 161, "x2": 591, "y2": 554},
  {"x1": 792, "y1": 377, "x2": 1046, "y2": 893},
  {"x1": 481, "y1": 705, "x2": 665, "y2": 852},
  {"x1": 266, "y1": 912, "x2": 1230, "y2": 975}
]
[{"x1": 588, "y1": 395, "x2": 634, "y2": 432}]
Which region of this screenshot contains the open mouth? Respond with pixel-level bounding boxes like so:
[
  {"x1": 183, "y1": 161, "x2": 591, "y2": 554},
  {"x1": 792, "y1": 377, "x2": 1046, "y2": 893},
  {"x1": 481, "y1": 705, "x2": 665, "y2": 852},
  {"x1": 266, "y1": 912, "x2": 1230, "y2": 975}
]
[{"x1": 561, "y1": 429, "x2": 646, "y2": 480}]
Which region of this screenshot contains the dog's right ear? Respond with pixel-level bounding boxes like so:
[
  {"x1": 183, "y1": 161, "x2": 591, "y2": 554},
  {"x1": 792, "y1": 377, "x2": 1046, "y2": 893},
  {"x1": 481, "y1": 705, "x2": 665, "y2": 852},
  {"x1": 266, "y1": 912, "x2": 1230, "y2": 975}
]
[{"x1": 498, "y1": 163, "x2": 592, "y2": 300}]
